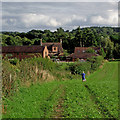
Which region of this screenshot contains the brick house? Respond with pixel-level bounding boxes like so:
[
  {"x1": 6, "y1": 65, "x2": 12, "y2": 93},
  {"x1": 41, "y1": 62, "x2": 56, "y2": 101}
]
[
  {"x1": 67, "y1": 47, "x2": 100, "y2": 61},
  {"x1": 2, "y1": 45, "x2": 49, "y2": 60},
  {"x1": 40, "y1": 39, "x2": 63, "y2": 57}
]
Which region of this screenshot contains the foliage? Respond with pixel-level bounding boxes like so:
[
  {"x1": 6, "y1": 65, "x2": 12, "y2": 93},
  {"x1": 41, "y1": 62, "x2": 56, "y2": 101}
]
[
  {"x1": 2, "y1": 57, "x2": 71, "y2": 97},
  {"x1": 69, "y1": 62, "x2": 91, "y2": 75},
  {"x1": 99, "y1": 48, "x2": 106, "y2": 58},
  {"x1": 63, "y1": 49, "x2": 70, "y2": 57},
  {"x1": 1, "y1": 27, "x2": 120, "y2": 58},
  {"x1": 9, "y1": 58, "x2": 19, "y2": 65},
  {"x1": 85, "y1": 48, "x2": 95, "y2": 53},
  {"x1": 69, "y1": 56, "x2": 103, "y2": 75}
]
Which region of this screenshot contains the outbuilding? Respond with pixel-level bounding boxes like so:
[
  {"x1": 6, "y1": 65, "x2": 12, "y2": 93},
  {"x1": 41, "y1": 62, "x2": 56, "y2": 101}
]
[{"x1": 2, "y1": 45, "x2": 49, "y2": 60}]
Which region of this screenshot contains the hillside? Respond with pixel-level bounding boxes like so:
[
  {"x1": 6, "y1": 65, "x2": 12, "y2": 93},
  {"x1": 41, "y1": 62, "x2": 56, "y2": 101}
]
[{"x1": 2, "y1": 62, "x2": 118, "y2": 119}]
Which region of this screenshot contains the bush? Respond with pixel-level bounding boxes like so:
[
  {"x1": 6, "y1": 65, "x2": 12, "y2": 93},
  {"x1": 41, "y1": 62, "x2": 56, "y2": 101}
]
[
  {"x1": 69, "y1": 62, "x2": 91, "y2": 75},
  {"x1": 69, "y1": 56, "x2": 104, "y2": 75},
  {"x1": 87, "y1": 56, "x2": 104, "y2": 72},
  {"x1": 99, "y1": 48, "x2": 106, "y2": 58},
  {"x1": 2, "y1": 60, "x2": 18, "y2": 97},
  {"x1": 9, "y1": 58, "x2": 19, "y2": 65},
  {"x1": 85, "y1": 48, "x2": 95, "y2": 53}
]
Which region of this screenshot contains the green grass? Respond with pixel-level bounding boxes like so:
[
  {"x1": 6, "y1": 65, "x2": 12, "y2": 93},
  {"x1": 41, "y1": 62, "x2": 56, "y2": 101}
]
[
  {"x1": 85, "y1": 62, "x2": 118, "y2": 118},
  {"x1": 3, "y1": 81, "x2": 62, "y2": 118},
  {"x1": 2, "y1": 62, "x2": 118, "y2": 118}
]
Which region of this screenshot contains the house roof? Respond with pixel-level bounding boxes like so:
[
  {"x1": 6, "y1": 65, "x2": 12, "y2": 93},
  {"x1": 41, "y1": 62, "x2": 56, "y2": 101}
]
[
  {"x1": 42, "y1": 42, "x2": 63, "y2": 53},
  {"x1": 2, "y1": 46, "x2": 45, "y2": 53},
  {"x1": 68, "y1": 53, "x2": 98, "y2": 59},
  {"x1": 74, "y1": 47, "x2": 100, "y2": 53}
]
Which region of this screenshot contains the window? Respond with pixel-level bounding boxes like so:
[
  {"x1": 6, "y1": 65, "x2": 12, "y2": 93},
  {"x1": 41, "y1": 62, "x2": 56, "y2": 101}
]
[
  {"x1": 54, "y1": 47, "x2": 56, "y2": 50},
  {"x1": 83, "y1": 50, "x2": 85, "y2": 53},
  {"x1": 78, "y1": 50, "x2": 80, "y2": 53},
  {"x1": 45, "y1": 52, "x2": 47, "y2": 56}
]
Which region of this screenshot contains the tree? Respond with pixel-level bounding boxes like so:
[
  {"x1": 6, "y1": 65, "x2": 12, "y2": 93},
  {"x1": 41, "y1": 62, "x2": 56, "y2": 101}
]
[
  {"x1": 85, "y1": 48, "x2": 95, "y2": 53},
  {"x1": 22, "y1": 37, "x2": 32, "y2": 45},
  {"x1": 113, "y1": 43, "x2": 120, "y2": 58},
  {"x1": 101, "y1": 36, "x2": 114, "y2": 58},
  {"x1": 99, "y1": 48, "x2": 106, "y2": 58},
  {"x1": 15, "y1": 36, "x2": 23, "y2": 46}
]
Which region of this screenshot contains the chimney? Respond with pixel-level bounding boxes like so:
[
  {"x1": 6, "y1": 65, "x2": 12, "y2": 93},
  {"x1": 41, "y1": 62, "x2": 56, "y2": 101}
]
[
  {"x1": 40, "y1": 39, "x2": 42, "y2": 46},
  {"x1": 60, "y1": 39, "x2": 62, "y2": 44}
]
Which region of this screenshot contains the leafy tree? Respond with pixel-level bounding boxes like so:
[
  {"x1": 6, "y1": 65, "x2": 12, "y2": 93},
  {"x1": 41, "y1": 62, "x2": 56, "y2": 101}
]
[
  {"x1": 85, "y1": 48, "x2": 95, "y2": 53},
  {"x1": 22, "y1": 37, "x2": 32, "y2": 45},
  {"x1": 113, "y1": 43, "x2": 120, "y2": 58},
  {"x1": 99, "y1": 48, "x2": 106, "y2": 58}
]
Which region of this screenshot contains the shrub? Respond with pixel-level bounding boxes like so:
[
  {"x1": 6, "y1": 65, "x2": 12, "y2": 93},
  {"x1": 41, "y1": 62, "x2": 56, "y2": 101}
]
[
  {"x1": 87, "y1": 56, "x2": 104, "y2": 72},
  {"x1": 69, "y1": 56, "x2": 104, "y2": 75},
  {"x1": 69, "y1": 62, "x2": 91, "y2": 75},
  {"x1": 99, "y1": 48, "x2": 106, "y2": 58},
  {"x1": 85, "y1": 48, "x2": 95, "y2": 53},
  {"x1": 9, "y1": 58, "x2": 19, "y2": 65},
  {"x1": 2, "y1": 60, "x2": 17, "y2": 97}
]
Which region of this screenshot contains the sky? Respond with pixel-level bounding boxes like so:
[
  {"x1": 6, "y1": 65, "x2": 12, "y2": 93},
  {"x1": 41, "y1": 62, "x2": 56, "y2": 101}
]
[{"x1": 1, "y1": 0, "x2": 119, "y2": 32}]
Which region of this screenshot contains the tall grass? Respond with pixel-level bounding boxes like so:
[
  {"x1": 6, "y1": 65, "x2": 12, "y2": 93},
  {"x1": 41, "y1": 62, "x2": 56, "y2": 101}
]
[{"x1": 2, "y1": 57, "x2": 71, "y2": 98}]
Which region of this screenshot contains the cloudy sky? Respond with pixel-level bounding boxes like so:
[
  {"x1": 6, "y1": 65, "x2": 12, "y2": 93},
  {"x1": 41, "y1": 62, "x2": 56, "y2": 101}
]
[{"x1": 1, "y1": 0, "x2": 119, "y2": 32}]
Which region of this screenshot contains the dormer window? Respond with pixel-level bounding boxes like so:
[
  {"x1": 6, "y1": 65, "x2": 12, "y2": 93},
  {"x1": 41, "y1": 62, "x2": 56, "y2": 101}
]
[
  {"x1": 52, "y1": 46, "x2": 58, "y2": 52},
  {"x1": 54, "y1": 47, "x2": 56, "y2": 50}
]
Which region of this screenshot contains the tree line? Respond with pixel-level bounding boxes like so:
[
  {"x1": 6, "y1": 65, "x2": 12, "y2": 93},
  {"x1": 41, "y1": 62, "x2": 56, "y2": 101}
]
[{"x1": 1, "y1": 26, "x2": 120, "y2": 59}]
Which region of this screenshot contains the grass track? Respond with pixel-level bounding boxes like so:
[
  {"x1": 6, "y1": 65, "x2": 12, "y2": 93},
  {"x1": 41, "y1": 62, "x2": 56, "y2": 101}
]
[{"x1": 3, "y1": 62, "x2": 118, "y2": 119}]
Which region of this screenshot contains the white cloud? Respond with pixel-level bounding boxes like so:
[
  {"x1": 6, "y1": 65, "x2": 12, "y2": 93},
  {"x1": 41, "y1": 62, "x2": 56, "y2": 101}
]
[
  {"x1": 107, "y1": 9, "x2": 113, "y2": 11},
  {"x1": 21, "y1": 13, "x2": 61, "y2": 27},
  {"x1": 72, "y1": 15, "x2": 87, "y2": 22},
  {"x1": 2, "y1": 18, "x2": 17, "y2": 26},
  {"x1": 21, "y1": 13, "x2": 87, "y2": 28},
  {"x1": 90, "y1": 10, "x2": 118, "y2": 25},
  {"x1": 61, "y1": 14, "x2": 87, "y2": 26},
  {"x1": 48, "y1": 18, "x2": 61, "y2": 27}
]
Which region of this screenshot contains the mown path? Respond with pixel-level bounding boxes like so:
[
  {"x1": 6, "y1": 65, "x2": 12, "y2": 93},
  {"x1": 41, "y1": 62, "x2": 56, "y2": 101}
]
[{"x1": 3, "y1": 62, "x2": 118, "y2": 119}]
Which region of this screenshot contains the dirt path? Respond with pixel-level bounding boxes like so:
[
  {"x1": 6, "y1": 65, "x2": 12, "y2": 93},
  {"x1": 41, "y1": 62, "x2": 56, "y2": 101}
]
[
  {"x1": 51, "y1": 85, "x2": 65, "y2": 118},
  {"x1": 43, "y1": 85, "x2": 60, "y2": 117}
]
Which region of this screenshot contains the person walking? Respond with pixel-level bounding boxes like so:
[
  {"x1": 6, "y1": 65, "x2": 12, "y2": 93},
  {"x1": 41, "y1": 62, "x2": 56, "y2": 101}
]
[{"x1": 81, "y1": 71, "x2": 86, "y2": 82}]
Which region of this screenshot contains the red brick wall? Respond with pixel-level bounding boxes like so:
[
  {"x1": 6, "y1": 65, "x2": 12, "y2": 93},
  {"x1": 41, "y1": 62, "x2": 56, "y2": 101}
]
[{"x1": 2, "y1": 52, "x2": 42, "y2": 60}]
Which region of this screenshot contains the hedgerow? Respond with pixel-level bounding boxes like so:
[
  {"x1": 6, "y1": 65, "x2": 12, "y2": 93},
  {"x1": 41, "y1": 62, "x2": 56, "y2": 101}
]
[
  {"x1": 2, "y1": 57, "x2": 70, "y2": 97},
  {"x1": 68, "y1": 56, "x2": 104, "y2": 75}
]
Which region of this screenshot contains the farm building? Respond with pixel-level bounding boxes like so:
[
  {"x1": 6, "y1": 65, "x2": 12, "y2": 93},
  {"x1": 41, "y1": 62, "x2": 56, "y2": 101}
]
[
  {"x1": 40, "y1": 39, "x2": 63, "y2": 57},
  {"x1": 67, "y1": 47, "x2": 100, "y2": 61},
  {"x1": 2, "y1": 45, "x2": 49, "y2": 60}
]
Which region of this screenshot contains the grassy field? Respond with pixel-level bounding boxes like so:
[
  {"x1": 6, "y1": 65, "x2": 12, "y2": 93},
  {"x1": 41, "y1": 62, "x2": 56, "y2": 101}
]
[{"x1": 2, "y1": 62, "x2": 118, "y2": 119}]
